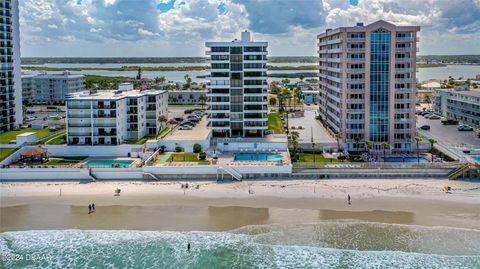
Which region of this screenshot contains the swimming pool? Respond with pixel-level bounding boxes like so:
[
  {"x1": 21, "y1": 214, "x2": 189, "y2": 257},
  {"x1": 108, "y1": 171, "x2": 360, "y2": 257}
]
[
  {"x1": 383, "y1": 157, "x2": 429, "y2": 163},
  {"x1": 472, "y1": 155, "x2": 480, "y2": 163},
  {"x1": 234, "y1": 153, "x2": 283, "y2": 161},
  {"x1": 82, "y1": 159, "x2": 134, "y2": 167}
]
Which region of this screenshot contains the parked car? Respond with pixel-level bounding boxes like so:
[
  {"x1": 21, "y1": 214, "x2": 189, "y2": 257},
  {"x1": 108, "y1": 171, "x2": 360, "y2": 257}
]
[
  {"x1": 441, "y1": 119, "x2": 459, "y2": 125},
  {"x1": 179, "y1": 126, "x2": 192, "y2": 130},
  {"x1": 428, "y1": 115, "x2": 441, "y2": 120},
  {"x1": 420, "y1": 111, "x2": 430, "y2": 116},
  {"x1": 420, "y1": 125, "x2": 430, "y2": 130},
  {"x1": 26, "y1": 110, "x2": 35, "y2": 114},
  {"x1": 458, "y1": 125, "x2": 474, "y2": 131},
  {"x1": 174, "y1": 117, "x2": 184, "y2": 121}
]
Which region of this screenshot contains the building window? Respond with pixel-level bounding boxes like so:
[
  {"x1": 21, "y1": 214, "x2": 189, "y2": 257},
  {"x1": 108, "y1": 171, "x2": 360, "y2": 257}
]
[{"x1": 369, "y1": 29, "x2": 390, "y2": 143}]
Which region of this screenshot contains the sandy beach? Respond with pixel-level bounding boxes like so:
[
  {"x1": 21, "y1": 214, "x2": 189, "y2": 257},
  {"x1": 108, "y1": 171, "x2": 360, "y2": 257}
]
[{"x1": 1, "y1": 179, "x2": 480, "y2": 232}]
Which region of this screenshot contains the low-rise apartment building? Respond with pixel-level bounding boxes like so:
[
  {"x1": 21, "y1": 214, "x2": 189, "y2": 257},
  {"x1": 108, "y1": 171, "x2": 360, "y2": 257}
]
[
  {"x1": 302, "y1": 90, "x2": 319, "y2": 105},
  {"x1": 21, "y1": 73, "x2": 35, "y2": 104},
  {"x1": 66, "y1": 85, "x2": 168, "y2": 145},
  {"x1": 24, "y1": 72, "x2": 85, "y2": 105},
  {"x1": 433, "y1": 87, "x2": 480, "y2": 128},
  {"x1": 168, "y1": 90, "x2": 207, "y2": 105}
]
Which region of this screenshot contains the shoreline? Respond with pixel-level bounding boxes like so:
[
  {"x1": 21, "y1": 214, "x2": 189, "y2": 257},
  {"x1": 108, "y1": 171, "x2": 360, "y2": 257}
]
[{"x1": 1, "y1": 179, "x2": 480, "y2": 232}]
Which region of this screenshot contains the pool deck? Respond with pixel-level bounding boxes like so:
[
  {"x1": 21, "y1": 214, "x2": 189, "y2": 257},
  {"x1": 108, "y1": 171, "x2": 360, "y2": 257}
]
[
  {"x1": 217, "y1": 151, "x2": 291, "y2": 167},
  {"x1": 77, "y1": 157, "x2": 141, "y2": 168}
]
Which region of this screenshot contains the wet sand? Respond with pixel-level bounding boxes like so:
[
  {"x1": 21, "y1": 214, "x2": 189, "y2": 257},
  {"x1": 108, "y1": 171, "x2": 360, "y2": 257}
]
[{"x1": 1, "y1": 179, "x2": 480, "y2": 232}]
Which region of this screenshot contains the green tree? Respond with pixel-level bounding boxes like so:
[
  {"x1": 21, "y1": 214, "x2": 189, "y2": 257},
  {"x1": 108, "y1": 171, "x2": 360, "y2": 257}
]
[
  {"x1": 335, "y1": 133, "x2": 342, "y2": 152},
  {"x1": 382, "y1": 143, "x2": 390, "y2": 161},
  {"x1": 199, "y1": 95, "x2": 207, "y2": 109},
  {"x1": 299, "y1": 74, "x2": 305, "y2": 81},
  {"x1": 269, "y1": 96, "x2": 277, "y2": 107},
  {"x1": 158, "y1": 115, "x2": 168, "y2": 129},
  {"x1": 154, "y1": 76, "x2": 166, "y2": 84},
  {"x1": 365, "y1": 140, "x2": 373, "y2": 153},
  {"x1": 415, "y1": 136, "x2": 423, "y2": 164},
  {"x1": 193, "y1": 143, "x2": 202, "y2": 153},
  {"x1": 428, "y1": 138, "x2": 437, "y2": 162},
  {"x1": 183, "y1": 74, "x2": 192, "y2": 90},
  {"x1": 289, "y1": 131, "x2": 300, "y2": 162},
  {"x1": 136, "y1": 67, "x2": 142, "y2": 80}
]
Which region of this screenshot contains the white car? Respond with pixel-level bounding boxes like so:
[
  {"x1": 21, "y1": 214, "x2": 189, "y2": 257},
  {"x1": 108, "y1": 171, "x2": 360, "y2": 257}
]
[{"x1": 179, "y1": 126, "x2": 192, "y2": 130}]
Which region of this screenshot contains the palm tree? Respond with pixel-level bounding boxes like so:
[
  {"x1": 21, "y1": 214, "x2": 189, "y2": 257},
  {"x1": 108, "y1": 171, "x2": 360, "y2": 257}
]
[
  {"x1": 199, "y1": 95, "x2": 207, "y2": 109},
  {"x1": 335, "y1": 133, "x2": 341, "y2": 153},
  {"x1": 415, "y1": 136, "x2": 423, "y2": 164},
  {"x1": 310, "y1": 127, "x2": 316, "y2": 164},
  {"x1": 382, "y1": 143, "x2": 390, "y2": 161},
  {"x1": 428, "y1": 138, "x2": 437, "y2": 162},
  {"x1": 354, "y1": 136, "x2": 360, "y2": 152},
  {"x1": 136, "y1": 67, "x2": 142, "y2": 80},
  {"x1": 289, "y1": 131, "x2": 300, "y2": 162},
  {"x1": 299, "y1": 74, "x2": 305, "y2": 81},
  {"x1": 158, "y1": 115, "x2": 168, "y2": 130},
  {"x1": 365, "y1": 140, "x2": 373, "y2": 154}
]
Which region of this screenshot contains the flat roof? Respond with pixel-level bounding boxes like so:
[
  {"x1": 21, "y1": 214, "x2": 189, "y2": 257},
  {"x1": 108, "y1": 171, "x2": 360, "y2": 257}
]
[
  {"x1": 164, "y1": 117, "x2": 211, "y2": 141},
  {"x1": 68, "y1": 89, "x2": 167, "y2": 101}
]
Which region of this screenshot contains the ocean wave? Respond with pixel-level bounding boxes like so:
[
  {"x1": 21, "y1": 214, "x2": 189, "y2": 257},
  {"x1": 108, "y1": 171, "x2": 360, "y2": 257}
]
[{"x1": 1, "y1": 225, "x2": 479, "y2": 269}]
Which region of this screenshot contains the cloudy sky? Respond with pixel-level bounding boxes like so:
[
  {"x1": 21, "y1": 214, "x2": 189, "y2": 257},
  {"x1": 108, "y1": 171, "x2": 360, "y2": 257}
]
[{"x1": 20, "y1": 0, "x2": 480, "y2": 57}]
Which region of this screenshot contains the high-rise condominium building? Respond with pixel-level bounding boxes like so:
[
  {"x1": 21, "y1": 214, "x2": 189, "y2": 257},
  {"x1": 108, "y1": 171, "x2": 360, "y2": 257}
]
[
  {"x1": 318, "y1": 20, "x2": 420, "y2": 152},
  {"x1": 66, "y1": 84, "x2": 168, "y2": 145},
  {"x1": 0, "y1": 0, "x2": 22, "y2": 132},
  {"x1": 205, "y1": 31, "x2": 268, "y2": 137}
]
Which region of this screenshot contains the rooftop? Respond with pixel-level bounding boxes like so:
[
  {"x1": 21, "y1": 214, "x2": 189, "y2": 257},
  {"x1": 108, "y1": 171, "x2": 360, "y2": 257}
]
[{"x1": 68, "y1": 89, "x2": 167, "y2": 101}]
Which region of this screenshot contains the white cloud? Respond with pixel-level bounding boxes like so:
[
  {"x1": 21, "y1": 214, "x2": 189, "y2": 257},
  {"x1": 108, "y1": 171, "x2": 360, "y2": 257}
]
[{"x1": 18, "y1": 0, "x2": 480, "y2": 56}]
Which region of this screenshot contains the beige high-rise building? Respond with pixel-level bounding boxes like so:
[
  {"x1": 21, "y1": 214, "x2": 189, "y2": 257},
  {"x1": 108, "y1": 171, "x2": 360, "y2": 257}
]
[{"x1": 317, "y1": 20, "x2": 420, "y2": 153}]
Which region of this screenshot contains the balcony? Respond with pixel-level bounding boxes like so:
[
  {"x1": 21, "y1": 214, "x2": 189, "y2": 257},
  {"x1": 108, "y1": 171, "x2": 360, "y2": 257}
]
[
  {"x1": 67, "y1": 114, "x2": 91, "y2": 118},
  {"x1": 346, "y1": 48, "x2": 365, "y2": 53},
  {"x1": 68, "y1": 123, "x2": 91, "y2": 127},
  {"x1": 395, "y1": 58, "x2": 413, "y2": 63},
  {"x1": 346, "y1": 38, "x2": 365, "y2": 42},
  {"x1": 346, "y1": 68, "x2": 365, "y2": 73},
  {"x1": 207, "y1": 122, "x2": 230, "y2": 129},
  {"x1": 347, "y1": 58, "x2": 365, "y2": 63}
]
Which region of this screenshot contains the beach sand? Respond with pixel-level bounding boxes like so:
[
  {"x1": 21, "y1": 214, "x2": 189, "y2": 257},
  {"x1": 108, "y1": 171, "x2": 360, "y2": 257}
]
[{"x1": 1, "y1": 179, "x2": 480, "y2": 232}]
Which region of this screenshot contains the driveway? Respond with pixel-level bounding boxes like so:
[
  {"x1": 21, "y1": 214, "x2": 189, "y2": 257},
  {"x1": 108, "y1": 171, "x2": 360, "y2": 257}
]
[{"x1": 287, "y1": 106, "x2": 335, "y2": 144}]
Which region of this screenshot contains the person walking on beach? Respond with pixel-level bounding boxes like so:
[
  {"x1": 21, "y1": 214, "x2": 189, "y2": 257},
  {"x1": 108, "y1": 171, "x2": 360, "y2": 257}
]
[
  {"x1": 88, "y1": 204, "x2": 92, "y2": 214},
  {"x1": 187, "y1": 243, "x2": 191, "y2": 252},
  {"x1": 92, "y1": 203, "x2": 95, "y2": 212},
  {"x1": 347, "y1": 194, "x2": 351, "y2": 205}
]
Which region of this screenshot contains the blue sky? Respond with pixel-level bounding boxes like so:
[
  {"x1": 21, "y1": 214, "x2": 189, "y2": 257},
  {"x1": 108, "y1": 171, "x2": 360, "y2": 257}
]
[{"x1": 20, "y1": 0, "x2": 480, "y2": 57}]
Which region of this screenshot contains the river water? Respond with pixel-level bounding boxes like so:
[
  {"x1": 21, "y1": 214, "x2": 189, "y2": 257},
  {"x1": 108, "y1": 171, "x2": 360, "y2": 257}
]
[{"x1": 22, "y1": 63, "x2": 479, "y2": 83}]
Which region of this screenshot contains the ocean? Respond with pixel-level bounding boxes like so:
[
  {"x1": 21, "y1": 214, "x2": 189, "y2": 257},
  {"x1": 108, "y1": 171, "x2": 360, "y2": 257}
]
[{"x1": 1, "y1": 222, "x2": 479, "y2": 268}]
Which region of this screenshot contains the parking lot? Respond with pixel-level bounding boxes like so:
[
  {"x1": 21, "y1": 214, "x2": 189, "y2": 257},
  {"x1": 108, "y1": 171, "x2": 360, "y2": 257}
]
[
  {"x1": 24, "y1": 105, "x2": 66, "y2": 127},
  {"x1": 417, "y1": 116, "x2": 479, "y2": 148},
  {"x1": 287, "y1": 106, "x2": 335, "y2": 144}
]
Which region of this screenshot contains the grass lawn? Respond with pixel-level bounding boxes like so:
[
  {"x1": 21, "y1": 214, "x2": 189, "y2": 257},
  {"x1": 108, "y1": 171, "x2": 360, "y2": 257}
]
[
  {"x1": 127, "y1": 137, "x2": 150, "y2": 145},
  {"x1": 167, "y1": 153, "x2": 209, "y2": 163},
  {"x1": 0, "y1": 128, "x2": 54, "y2": 144},
  {"x1": 0, "y1": 148, "x2": 17, "y2": 161},
  {"x1": 298, "y1": 153, "x2": 347, "y2": 163},
  {"x1": 46, "y1": 132, "x2": 66, "y2": 145},
  {"x1": 268, "y1": 113, "x2": 284, "y2": 134},
  {"x1": 45, "y1": 156, "x2": 87, "y2": 165},
  {"x1": 156, "y1": 127, "x2": 171, "y2": 139}
]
